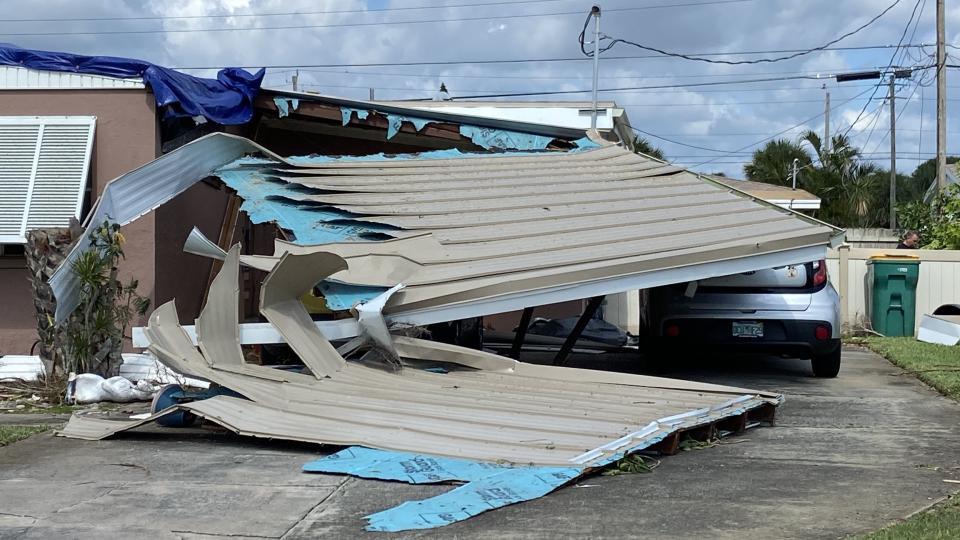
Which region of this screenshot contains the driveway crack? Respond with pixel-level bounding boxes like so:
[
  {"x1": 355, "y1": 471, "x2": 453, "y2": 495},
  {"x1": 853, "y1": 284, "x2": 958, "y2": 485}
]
[
  {"x1": 55, "y1": 482, "x2": 128, "y2": 514},
  {"x1": 280, "y1": 476, "x2": 351, "y2": 539}
]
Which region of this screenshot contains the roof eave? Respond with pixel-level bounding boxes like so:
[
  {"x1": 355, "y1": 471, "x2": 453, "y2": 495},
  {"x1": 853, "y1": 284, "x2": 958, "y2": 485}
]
[{"x1": 262, "y1": 88, "x2": 589, "y2": 140}]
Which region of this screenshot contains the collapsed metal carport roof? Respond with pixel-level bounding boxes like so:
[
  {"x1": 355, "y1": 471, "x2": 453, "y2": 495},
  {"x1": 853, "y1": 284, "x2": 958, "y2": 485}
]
[
  {"x1": 53, "y1": 131, "x2": 842, "y2": 331},
  {"x1": 54, "y1": 131, "x2": 838, "y2": 531}
]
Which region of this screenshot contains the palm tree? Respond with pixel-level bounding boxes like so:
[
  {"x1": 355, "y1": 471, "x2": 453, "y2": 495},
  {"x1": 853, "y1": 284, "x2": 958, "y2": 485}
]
[
  {"x1": 631, "y1": 136, "x2": 665, "y2": 161},
  {"x1": 799, "y1": 130, "x2": 886, "y2": 227},
  {"x1": 742, "y1": 131, "x2": 895, "y2": 227},
  {"x1": 743, "y1": 139, "x2": 811, "y2": 186}
]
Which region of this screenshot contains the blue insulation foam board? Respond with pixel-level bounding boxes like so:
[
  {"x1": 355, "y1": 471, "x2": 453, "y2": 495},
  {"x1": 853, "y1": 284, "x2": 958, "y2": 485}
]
[{"x1": 303, "y1": 446, "x2": 580, "y2": 532}]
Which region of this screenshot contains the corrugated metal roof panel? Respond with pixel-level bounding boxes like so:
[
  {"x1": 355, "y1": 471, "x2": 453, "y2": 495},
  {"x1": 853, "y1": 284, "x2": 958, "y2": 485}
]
[
  {"x1": 0, "y1": 65, "x2": 144, "y2": 90},
  {"x1": 52, "y1": 132, "x2": 841, "y2": 326},
  {"x1": 62, "y1": 251, "x2": 782, "y2": 468}
]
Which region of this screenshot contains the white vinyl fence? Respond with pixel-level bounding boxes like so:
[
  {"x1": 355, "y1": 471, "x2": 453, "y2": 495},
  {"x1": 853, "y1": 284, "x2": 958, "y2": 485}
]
[
  {"x1": 827, "y1": 247, "x2": 960, "y2": 335},
  {"x1": 602, "y1": 248, "x2": 960, "y2": 337}
]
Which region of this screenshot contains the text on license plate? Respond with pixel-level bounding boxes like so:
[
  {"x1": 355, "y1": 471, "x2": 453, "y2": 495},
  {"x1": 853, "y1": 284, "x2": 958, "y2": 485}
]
[{"x1": 732, "y1": 322, "x2": 763, "y2": 338}]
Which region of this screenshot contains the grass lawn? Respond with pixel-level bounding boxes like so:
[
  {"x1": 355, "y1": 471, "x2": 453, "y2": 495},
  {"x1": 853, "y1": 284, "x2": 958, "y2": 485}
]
[
  {"x1": 854, "y1": 496, "x2": 960, "y2": 539},
  {"x1": 0, "y1": 425, "x2": 50, "y2": 446},
  {"x1": 859, "y1": 337, "x2": 960, "y2": 402}
]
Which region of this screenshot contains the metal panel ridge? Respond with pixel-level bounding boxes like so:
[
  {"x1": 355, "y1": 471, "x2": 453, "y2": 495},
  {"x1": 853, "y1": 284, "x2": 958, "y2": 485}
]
[{"x1": 49, "y1": 133, "x2": 288, "y2": 323}]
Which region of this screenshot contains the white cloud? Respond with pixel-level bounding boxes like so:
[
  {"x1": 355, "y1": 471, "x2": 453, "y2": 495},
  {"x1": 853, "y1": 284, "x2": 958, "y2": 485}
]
[{"x1": 1, "y1": 0, "x2": 954, "y2": 176}]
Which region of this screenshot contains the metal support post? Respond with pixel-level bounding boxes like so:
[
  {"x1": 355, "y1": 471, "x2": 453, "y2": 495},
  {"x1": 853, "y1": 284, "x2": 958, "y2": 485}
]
[
  {"x1": 553, "y1": 296, "x2": 605, "y2": 366},
  {"x1": 510, "y1": 307, "x2": 535, "y2": 360},
  {"x1": 937, "y1": 0, "x2": 948, "y2": 190},
  {"x1": 889, "y1": 75, "x2": 897, "y2": 229},
  {"x1": 824, "y1": 88, "x2": 830, "y2": 154}
]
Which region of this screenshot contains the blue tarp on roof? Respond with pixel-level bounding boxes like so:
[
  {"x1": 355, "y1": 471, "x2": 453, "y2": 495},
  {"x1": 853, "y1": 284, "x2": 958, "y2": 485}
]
[{"x1": 0, "y1": 43, "x2": 264, "y2": 125}]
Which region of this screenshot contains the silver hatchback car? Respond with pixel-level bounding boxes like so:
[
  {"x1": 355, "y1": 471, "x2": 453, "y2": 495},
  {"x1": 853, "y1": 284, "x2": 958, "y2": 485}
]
[{"x1": 647, "y1": 260, "x2": 842, "y2": 377}]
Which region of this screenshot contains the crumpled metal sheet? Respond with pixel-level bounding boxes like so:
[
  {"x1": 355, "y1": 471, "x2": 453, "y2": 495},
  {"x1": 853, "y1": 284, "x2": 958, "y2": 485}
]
[
  {"x1": 63, "y1": 244, "x2": 781, "y2": 467},
  {"x1": 60, "y1": 243, "x2": 783, "y2": 531}
]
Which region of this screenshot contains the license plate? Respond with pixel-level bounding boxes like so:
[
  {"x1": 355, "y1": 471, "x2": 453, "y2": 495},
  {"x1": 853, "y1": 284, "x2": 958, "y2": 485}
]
[{"x1": 732, "y1": 322, "x2": 763, "y2": 338}]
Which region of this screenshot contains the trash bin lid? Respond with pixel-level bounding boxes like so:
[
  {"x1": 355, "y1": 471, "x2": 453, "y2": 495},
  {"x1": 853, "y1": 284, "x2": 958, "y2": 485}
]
[{"x1": 867, "y1": 254, "x2": 920, "y2": 264}]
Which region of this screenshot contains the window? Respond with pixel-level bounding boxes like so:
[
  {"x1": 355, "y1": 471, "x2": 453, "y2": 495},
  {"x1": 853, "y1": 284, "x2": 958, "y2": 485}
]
[
  {"x1": 0, "y1": 244, "x2": 25, "y2": 257},
  {"x1": 0, "y1": 116, "x2": 96, "y2": 244}
]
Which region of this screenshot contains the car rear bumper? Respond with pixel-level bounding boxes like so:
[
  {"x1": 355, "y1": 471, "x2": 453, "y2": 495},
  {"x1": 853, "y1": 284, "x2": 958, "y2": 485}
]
[{"x1": 649, "y1": 319, "x2": 840, "y2": 358}]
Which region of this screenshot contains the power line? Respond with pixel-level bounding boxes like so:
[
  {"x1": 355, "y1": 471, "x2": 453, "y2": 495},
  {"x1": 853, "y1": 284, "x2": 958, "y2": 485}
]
[
  {"x1": 0, "y1": 1, "x2": 758, "y2": 36},
  {"x1": 628, "y1": 126, "x2": 731, "y2": 153},
  {"x1": 293, "y1": 81, "x2": 954, "y2": 103},
  {"x1": 275, "y1": 64, "x2": 924, "y2": 82},
  {"x1": 441, "y1": 67, "x2": 934, "y2": 100},
  {"x1": 677, "y1": 155, "x2": 945, "y2": 165},
  {"x1": 642, "y1": 128, "x2": 960, "y2": 136},
  {"x1": 866, "y1": 71, "x2": 926, "y2": 156},
  {"x1": 840, "y1": 0, "x2": 924, "y2": 139},
  {"x1": 0, "y1": 0, "x2": 753, "y2": 23},
  {"x1": 169, "y1": 45, "x2": 933, "y2": 70},
  {"x1": 685, "y1": 86, "x2": 877, "y2": 169},
  {"x1": 670, "y1": 152, "x2": 942, "y2": 158},
  {"x1": 267, "y1": 68, "x2": 914, "y2": 93},
  {"x1": 0, "y1": 0, "x2": 567, "y2": 22},
  {"x1": 581, "y1": 0, "x2": 903, "y2": 65}
]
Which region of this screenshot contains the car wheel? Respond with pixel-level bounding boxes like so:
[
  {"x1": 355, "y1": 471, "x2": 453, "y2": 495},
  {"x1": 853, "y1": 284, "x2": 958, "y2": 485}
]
[{"x1": 811, "y1": 347, "x2": 841, "y2": 378}]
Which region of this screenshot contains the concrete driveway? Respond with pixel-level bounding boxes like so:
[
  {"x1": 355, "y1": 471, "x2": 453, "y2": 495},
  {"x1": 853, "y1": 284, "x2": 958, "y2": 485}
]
[{"x1": 1, "y1": 347, "x2": 959, "y2": 539}]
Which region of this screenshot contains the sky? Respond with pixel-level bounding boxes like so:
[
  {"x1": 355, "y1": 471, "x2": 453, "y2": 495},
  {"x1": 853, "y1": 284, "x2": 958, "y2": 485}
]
[{"x1": 2, "y1": 0, "x2": 960, "y2": 178}]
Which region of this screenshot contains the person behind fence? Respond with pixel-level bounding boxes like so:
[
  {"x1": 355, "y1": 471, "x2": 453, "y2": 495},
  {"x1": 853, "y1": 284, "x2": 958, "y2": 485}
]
[{"x1": 897, "y1": 230, "x2": 920, "y2": 249}]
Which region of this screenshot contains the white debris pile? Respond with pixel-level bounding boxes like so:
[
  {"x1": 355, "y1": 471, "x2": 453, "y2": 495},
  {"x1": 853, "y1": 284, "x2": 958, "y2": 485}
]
[
  {"x1": 120, "y1": 353, "x2": 209, "y2": 389},
  {"x1": 66, "y1": 373, "x2": 159, "y2": 404},
  {"x1": 0, "y1": 356, "x2": 46, "y2": 382}
]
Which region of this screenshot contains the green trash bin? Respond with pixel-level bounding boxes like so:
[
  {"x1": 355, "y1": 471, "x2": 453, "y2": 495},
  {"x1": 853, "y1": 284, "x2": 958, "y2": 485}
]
[{"x1": 867, "y1": 255, "x2": 920, "y2": 337}]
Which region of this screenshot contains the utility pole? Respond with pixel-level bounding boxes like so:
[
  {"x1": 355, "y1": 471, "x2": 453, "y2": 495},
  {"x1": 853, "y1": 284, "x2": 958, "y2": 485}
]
[
  {"x1": 590, "y1": 5, "x2": 601, "y2": 130},
  {"x1": 369, "y1": 88, "x2": 375, "y2": 100},
  {"x1": 889, "y1": 75, "x2": 897, "y2": 229},
  {"x1": 937, "y1": 0, "x2": 947, "y2": 190},
  {"x1": 292, "y1": 69, "x2": 299, "y2": 92},
  {"x1": 823, "y1": 85, "x2": 830, "y2": 154}
]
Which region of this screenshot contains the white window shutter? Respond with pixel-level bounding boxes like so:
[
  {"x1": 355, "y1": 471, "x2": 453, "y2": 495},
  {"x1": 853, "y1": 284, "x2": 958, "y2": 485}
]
[
  {"x1": 0, "y1": 124, "x2": 39, "y2": 243},
  {"x1": 0, "y1": 117, "x2": 95, "y2": 243}
]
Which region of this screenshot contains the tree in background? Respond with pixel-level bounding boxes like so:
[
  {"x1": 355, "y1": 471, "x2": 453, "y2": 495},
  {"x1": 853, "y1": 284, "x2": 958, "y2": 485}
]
[
  {"x1": 631, "y1": 135, "x2": 665, "y2": 161},
  {"x1": 744, "y1": 139, "x2": 812, "y2": 186},
  {"x1": 898, "y1": 184, "x2": 960, "y2": 249},
  {"x1": 741, "y1": 131, "x2": 928, "y2": 229},
  {"x1": 799, "y1": 131, "x2": 886, "y2": 227}
]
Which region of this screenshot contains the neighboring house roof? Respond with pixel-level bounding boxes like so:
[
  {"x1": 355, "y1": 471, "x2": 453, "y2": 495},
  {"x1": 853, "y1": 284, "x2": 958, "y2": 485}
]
[
  {"x1": 50, "y1": 132, "x2": 841, "y2": 323},
  {"x1": 262, "y1": 88, "x2": 597, "y2": 141},
  {"x1": 711, "y1": 177, "x2": 822, "y2": 210},
  {"x1": 377, "y1": 100, "x2": 627, "y2": 132},
  {"x1": 0, "y1": 65, "x2": 145, "y2": 90},
  {"x1": 0, "y1": 116, "x2": 96, "y2": 243}
]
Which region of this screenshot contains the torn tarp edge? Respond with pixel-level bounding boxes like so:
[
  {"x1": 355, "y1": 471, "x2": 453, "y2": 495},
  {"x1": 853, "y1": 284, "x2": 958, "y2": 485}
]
[
  {"x1": 215, "y1": 168, "x2": 397, "y2": 245},
  {"x1": 273, "y1": 97, "x2": 299, "y2": 118},
  {"x1": 336, "y1": 106, "x2": 566, "y2": 150},
  {"x1": 214, "y1": 167, "x2": 392, "y2": 310},
  {"x1": 458, "y1": 124, "x2": 555, "y2": 151},
  {"x1": 340, "y1": 106, "x2": 370, "y2": 126}
]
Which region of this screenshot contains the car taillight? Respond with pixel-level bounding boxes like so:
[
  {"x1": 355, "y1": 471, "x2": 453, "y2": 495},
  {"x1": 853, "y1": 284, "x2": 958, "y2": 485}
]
[
  {"x1": 815, "y1": 325, "x2": 830, "y2": 340},
  {"x1": 812, "y1": 259, "x2": 827, "y2": 287},
  {"x1": 665, "y1": 324, "x2": 680, "y2": 337}
]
